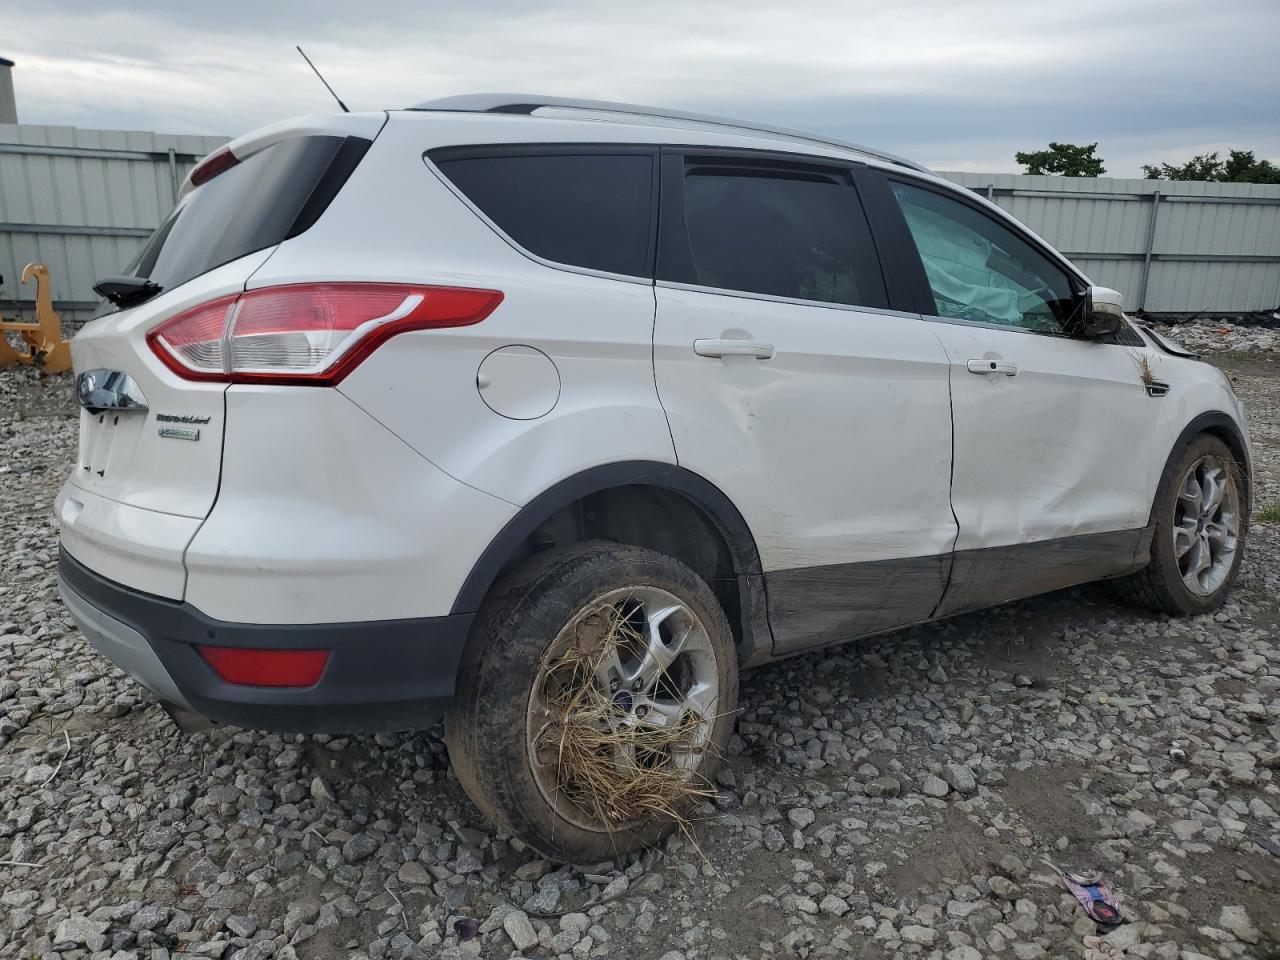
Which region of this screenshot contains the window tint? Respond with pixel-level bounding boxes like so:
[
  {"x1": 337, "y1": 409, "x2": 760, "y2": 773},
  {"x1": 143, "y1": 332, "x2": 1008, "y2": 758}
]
[
  {"x1": 679, "y1": 169, "x2": 887, "y2": 308},
  {"x1": 891, "y1": 181, "x2": 1077, "y2": 332},
  {"x1": 129, "y1": 136, "x2": 364, "y2": 298},
  {"x1": 434, "y1": 153, "x2": 654, "y2": 277}
]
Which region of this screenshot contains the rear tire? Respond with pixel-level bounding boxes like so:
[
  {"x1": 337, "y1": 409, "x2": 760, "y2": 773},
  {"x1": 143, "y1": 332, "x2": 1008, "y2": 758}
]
[
  {"x1": 1113, "y1": 433, "x2": 1246, "y2": 616},
  {"x1": 445, "y1": 541, "x2": 738, "y2": 864}
]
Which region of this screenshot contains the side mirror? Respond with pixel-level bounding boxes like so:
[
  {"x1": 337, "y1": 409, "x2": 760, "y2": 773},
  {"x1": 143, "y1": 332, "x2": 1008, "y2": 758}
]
[{"x1": 1075, "y1": 285, "x2": 1126, "y2": 339}]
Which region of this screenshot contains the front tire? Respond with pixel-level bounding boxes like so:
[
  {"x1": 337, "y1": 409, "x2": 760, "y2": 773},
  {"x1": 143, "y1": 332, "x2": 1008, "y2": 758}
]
[
  {"x1": 1114, "y1": 433, "x2": 1247, "y2": 615},
  {"x1": 445, "y1": 541, "x2": 738, "y2": 864}
]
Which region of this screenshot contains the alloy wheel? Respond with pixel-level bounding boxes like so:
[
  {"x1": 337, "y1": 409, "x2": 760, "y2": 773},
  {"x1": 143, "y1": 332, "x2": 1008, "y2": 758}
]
[
  {"x1": 525, "y1": 586, "x2": 720, "y2": 833},
  {"x1": 1172, "y1": 455, "x2": 1240, "y2": 596}
]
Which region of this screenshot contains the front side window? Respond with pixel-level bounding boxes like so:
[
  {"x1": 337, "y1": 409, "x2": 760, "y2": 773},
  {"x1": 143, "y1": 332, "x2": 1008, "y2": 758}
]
[
  {"x1": 680, "y1": 167, "x2": 888, "y2": 308},
  {"x1": 891, "y1": 180, "x2": 1077, "y2": 332},
  {"x1": 432, "y1": 152, "x2": 654, "y2": 278}
]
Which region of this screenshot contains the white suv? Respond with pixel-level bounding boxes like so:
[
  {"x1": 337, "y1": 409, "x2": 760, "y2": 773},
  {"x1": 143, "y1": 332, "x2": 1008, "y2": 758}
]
[{"x1": 57, "y1": 95, "x2": 1251, "y2": 863}]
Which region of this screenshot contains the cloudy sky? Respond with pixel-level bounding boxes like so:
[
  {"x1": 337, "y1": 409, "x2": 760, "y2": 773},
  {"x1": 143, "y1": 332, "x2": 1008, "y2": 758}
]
[{"x1": 6, "y1": 0, "x2": 1278, "y2": 177}]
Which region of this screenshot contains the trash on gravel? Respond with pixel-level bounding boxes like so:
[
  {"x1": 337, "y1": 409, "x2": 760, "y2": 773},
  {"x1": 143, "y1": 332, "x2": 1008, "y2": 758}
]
[
  {"x1": 1047, "y1": 860, "x2": 1126, "y2": 930},
  {"x1": 1083, "y1": 933, "x2": 1129, "y2": 959}
]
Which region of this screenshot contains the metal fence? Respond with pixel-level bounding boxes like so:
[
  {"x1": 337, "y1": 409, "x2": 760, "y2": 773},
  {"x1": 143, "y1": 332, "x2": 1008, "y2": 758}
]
[
  {"x1": 0, "y1": 124, "x2": 227, "y2": 325},
  {"x1": 2, "y1": 122, "x2": 1279, "y2": 323},
  {"x1": 943, "y1": 172, "x2": 1280, "y2": 314}
]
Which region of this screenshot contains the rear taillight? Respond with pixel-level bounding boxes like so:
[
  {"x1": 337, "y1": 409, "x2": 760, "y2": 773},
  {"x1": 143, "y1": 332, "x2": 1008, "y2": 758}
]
[
  {"x1": 199, "y1": 645, "x2": 330, "y2": 687},
  {"x1": 147, "y1": 283, "x2": 503, "y2": 385}
]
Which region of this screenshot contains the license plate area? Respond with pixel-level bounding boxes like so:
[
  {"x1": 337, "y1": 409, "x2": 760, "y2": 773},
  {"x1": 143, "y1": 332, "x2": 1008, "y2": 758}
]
[{"x1": 77, "y1": 410, "x2": 146, "y2": 487}]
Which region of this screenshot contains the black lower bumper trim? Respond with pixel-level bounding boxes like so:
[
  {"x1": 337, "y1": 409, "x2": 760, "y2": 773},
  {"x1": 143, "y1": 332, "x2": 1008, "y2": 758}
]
[{"x1": 58, "y1": 547, "x2": 472, "y2": 734}]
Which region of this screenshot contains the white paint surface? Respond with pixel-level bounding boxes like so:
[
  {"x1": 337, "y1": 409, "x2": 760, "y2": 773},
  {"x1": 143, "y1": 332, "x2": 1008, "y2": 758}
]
[
  {"x1": 930, "y1": 322, "x2": 1165, "y2": 549},
  {"x1": 475, "y1": 345, "x2": 561, "y2": 420},
  {"x1": 654, "y1": 287, "x2": 958, "y2": 571}
]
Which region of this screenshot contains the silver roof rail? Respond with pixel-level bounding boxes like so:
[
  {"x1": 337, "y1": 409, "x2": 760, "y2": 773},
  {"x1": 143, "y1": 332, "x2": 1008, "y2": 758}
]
[{"x1": 409, "y1": 94, "x2": 933, "y2": 174}]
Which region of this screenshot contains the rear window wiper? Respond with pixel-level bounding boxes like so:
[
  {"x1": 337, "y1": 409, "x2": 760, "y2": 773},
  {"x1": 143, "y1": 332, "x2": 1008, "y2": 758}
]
[{"x1": 93, "y1": 275, "x2": 163, "y2": 309}]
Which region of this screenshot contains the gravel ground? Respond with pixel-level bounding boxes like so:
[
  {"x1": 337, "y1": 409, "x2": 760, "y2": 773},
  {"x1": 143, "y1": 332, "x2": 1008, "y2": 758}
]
[
  {"x1": 1, "y1": 320, "x2": 1278, "y2": 960},
  {"x1": 1147, "y1": 315, "x2": 1280, "y2": 357}
]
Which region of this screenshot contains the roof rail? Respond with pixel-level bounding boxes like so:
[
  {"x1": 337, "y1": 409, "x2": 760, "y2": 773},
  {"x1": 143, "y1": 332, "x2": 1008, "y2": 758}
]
[{"x1": 409, "y1": 94, "x2": 933, "y2": 174}]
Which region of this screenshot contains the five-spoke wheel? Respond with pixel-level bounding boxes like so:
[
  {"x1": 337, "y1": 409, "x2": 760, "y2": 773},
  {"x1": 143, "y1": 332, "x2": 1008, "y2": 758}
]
[
  {"x1": 1114, "y1": 433, "x2": 1247, "y2": 615},
  {"x1": 446, "y1": 542, "x2": 737, "y2": 864},
  {"x1": 1172, "y1": 455, "x2": 1241, "y2": 596}
]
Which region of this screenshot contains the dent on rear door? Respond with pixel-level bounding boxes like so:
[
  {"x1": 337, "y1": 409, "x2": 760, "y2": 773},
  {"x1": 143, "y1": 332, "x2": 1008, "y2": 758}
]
[{"x1": 652, "y1": 287, "x2": 958, "y2": 653}]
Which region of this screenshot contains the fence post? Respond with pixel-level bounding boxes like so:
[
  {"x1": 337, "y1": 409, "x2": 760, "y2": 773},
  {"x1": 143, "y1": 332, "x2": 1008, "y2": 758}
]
[
  {"x1": 167, "y1": 147, "x2": 179, "y2": 206},
  {"x1": 1137, "y1": 190, "x2": 1161, "y2": 311}
]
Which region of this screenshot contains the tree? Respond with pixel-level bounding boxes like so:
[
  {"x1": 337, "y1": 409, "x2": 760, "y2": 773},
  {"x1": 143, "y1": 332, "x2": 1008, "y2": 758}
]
[
  {"x1": 1142, "y1": 149, "x2": 1280, "y2": 184},
  {"x1": 1220, "y1": 150, "x2": 1279, "y2": 183},
  {"x1": 1015, "y1": 142, "x2": 1106, "y2": 177}
]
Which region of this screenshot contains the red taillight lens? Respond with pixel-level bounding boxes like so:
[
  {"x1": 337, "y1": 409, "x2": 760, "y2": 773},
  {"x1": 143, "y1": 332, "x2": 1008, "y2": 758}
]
[
  {"x1": 147, "y1": 283, "x2": 503, "y2": 385},
  {"x1": 198, "y1": 646, "x2": 330, "y2": 687},
  {"x1": 147, "y1": 294, "x2": 239, "y2": 381},
  {"x1": 190, "y1": 148, "x2": 240, "y2": 186}
]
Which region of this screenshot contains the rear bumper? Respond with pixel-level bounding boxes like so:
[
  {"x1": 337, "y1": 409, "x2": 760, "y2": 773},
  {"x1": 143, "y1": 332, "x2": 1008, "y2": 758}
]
[{"x1": 57, "y1": 547, "x2": 472, "y2": 733}]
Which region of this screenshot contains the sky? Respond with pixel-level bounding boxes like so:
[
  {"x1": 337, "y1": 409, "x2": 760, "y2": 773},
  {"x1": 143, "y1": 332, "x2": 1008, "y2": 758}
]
[{"x1": 5, "y1": 0, "x2": 1279, "y2": 177}]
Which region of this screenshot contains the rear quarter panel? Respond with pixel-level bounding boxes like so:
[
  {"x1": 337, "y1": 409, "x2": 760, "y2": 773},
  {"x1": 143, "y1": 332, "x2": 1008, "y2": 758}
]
[
  {"x1": 248, "y1": 114, "x2": 676, "y2": 508},
  {"x1": 183, "y1": 387, "x2": 517, "y2": 623}
]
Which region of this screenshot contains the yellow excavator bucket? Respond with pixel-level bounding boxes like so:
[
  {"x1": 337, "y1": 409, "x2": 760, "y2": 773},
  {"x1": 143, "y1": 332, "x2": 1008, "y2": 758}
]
[{"x1": 0, "y1": 263, "x2": 73, "y2": 373}]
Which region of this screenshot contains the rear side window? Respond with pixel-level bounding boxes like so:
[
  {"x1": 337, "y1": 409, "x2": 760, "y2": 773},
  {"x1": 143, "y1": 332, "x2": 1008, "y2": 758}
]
[
  {"x1": 128, "y1": 135, "x2": 369, "y2": 297},
  {"x1": 432, "y1": 152, "x2": 655, "y2": 278},
  {"x1": 677, "y1": 166, "x2": 888, "y2": 308}
]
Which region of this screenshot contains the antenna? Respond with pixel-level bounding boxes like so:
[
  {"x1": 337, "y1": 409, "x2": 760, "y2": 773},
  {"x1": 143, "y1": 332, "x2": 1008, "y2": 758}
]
[{"x1": 296, "y1": 45, "x2": 349, "y2": 113}]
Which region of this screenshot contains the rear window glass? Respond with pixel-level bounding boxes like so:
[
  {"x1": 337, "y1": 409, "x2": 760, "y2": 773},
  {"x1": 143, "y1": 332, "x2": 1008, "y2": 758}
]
[
  {"x1": 680, "y1": 169, "x2": 888, "y2": 308},
  {"x1": 126, "y1": 135, "x2": 365, "y2": 297},
  {"x1": 433, "y1": 152, "x2": 654, "y2": 278}
]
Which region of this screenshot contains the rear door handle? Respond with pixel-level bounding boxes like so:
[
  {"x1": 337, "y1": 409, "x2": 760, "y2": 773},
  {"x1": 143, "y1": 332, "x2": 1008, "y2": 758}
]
[
  {"x1": 966, "y1": 358, "x2": 1018, "y2": 377},
  {"x1": 693, "y1": 339, "x2": 775, "y2": 360}
]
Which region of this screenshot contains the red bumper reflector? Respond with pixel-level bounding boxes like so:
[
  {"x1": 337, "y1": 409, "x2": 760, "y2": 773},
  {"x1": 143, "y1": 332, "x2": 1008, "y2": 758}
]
[{"x1": 198, "y1": 646, "x2": 329, "y2": 687}]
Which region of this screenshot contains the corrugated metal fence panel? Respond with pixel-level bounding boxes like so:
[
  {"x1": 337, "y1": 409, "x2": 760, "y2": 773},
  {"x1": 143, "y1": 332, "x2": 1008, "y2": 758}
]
[
  {"x1": 943, "y1": 171, "x2": 1280, "y2": 313},
  {"x1": 1147, "y1": 260, "x2": 1280, "y2": 314},
  {"x1": 1067, "y1": 258, "x2": 1147, "y2": 304},
  {"x1": 0, "y1": 123, "x2": 227, "y2": 325},
  {"x1": 1155, "y1": 191, "x2": 1280, "y2": 257}
]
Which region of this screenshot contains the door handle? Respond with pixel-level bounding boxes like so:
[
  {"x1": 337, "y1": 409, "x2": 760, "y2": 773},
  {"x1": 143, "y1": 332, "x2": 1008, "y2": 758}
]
[
  {"x1": 693, "y1": 339, "x2": 775, "y2": 360},
  {"x1": 966, "y1": 358, "x2": 1018, "y2": 377}
]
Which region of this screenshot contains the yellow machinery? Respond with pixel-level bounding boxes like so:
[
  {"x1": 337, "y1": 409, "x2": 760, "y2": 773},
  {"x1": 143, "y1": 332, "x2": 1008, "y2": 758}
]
[{"x1": 0, "y1": 263, "x2": 73, "y2": 373}]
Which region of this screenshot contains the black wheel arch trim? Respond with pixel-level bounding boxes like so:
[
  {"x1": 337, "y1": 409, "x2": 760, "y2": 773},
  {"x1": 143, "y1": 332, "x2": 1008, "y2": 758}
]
[
  {"x1": 449, "y1": 461, "x2": 765, "y2": 616},
  {"x1": 1154, "y1": 411, "x2": 1253, "y2": 521}
]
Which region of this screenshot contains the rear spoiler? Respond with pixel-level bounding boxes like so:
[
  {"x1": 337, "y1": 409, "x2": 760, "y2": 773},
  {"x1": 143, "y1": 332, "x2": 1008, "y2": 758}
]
[{"x1": 180, "y1": 112, "x2": 389, "y2": 199}]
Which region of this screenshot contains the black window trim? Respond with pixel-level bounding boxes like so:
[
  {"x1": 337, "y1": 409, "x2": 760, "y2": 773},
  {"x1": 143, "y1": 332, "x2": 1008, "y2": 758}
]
[
  {"x1": 424, "y1": 143, "x2": 661, "y2": 285},
  {"x1": 868, "y1": 168, "x2": 1107, "y2": 339},
  {"x1": 655, "y1": 145, "x2": 911, "y2": 316},
  {"x1": 287, "y1": 136, "x2": 374, "y2": 240}
]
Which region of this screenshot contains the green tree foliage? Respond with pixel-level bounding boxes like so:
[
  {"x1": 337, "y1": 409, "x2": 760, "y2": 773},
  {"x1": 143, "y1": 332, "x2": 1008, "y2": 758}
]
[
  {"x1": 1014, "y1": 142, "x2": 1106, "y2": 177},
  {"x1": 1142, "y1": 150, "x2": 1280, "y2": 184}
]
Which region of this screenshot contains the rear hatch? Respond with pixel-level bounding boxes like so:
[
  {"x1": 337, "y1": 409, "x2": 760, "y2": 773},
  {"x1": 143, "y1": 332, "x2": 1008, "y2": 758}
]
[
  {"x1": 61, "y1": 114, "x2": 385, "y2": 596},
  {"x1": 70, "y1": 256, "x2": 270, "y2": 518}
]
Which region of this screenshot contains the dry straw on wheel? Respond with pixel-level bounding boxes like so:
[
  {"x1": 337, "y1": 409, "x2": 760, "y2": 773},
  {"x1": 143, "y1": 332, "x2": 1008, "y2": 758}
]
[{"x1": 533, "y1": 601, "x2": 719, "y2": 832}]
